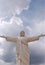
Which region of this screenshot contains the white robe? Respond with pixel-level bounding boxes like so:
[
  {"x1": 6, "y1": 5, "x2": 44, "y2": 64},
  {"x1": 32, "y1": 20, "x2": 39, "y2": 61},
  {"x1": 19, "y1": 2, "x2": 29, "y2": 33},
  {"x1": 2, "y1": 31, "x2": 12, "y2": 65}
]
[{"x1": 16, "y1": 37, "x2": 30, "y2": 65}]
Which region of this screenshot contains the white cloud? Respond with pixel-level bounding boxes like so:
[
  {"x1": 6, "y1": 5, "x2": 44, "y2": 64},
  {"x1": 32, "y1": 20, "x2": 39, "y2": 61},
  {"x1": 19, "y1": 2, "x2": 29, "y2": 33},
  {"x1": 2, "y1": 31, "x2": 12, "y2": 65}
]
[
  {"x1": 33, "y1": 21, "x2": 45, "y2": 35},
  {"x1": 28, "y1": 21, "x2": 45, "y2": 36},
  {"x1": 0, "y1": 48, "x2": 4, "y2": 56},
  {"x1": 0, "y1": 16, "x2": 24, "y2": 37},
  {"x1": 10, "y1": 16, "x2": 23, "y2": 26},
  {"x1": 0, "y1": 0, "x2": 31, "y2": 17}
]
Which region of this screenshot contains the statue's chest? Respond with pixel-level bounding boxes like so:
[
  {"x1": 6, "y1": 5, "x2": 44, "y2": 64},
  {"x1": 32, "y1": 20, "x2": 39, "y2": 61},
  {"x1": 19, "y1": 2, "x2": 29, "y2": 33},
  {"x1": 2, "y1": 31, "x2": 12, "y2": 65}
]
[
  {"x1": 16, "y1": 37, "x2": 29, "y2": 60},
  {"x1": 17, "y1": 37, "x2": 25, "y2": 43},
  {"x1": 16, "y1": 37, "x2": 28, "y2": 51}
]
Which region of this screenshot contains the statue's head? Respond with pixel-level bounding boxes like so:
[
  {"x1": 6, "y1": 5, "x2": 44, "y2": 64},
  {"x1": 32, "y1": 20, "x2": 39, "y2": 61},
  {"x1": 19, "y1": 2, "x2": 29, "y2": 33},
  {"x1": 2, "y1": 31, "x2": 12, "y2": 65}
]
[{"x1": 20, "y1": 31, "x2": 25, "y2": 37}]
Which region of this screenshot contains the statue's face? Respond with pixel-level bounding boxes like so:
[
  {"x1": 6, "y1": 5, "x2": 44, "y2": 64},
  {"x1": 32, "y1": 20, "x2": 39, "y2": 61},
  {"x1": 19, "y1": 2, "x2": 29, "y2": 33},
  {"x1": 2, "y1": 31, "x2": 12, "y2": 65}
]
[{"x1": 20, "y1": 31, "x2": 25, "y2": 37}]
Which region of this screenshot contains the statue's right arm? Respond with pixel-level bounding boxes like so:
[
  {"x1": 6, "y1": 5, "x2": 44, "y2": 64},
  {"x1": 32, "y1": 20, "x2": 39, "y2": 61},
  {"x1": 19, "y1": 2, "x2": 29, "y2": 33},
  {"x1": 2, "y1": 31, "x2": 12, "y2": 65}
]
[
  {"x1": 0, "y1": 36, "x2": 17, "y2": 42},
  {"x1": 27, "y1": 34, "x2": 45, "y2": 42}
]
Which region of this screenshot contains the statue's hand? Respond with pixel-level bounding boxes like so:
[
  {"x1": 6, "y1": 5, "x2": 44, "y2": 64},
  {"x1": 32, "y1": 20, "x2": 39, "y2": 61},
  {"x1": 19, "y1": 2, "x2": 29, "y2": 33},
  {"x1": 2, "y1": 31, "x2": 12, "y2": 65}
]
[
  {"x1": 0, "y1": 35, "x2": 6, "y2": 39},
  {"x1": 39, "y1": 34, "x2": 45, "y2": 38}
]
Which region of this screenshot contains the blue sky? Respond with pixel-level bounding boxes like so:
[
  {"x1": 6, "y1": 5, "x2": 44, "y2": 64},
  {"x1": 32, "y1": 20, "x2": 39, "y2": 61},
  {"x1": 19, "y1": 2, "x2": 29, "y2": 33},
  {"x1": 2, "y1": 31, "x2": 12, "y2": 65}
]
[
  {"x1": 19, "y1": 0, "x2": 45, "y2": 26},
  {"x1": 0, "y1": 0, "x2": 45, "y2": 65}
]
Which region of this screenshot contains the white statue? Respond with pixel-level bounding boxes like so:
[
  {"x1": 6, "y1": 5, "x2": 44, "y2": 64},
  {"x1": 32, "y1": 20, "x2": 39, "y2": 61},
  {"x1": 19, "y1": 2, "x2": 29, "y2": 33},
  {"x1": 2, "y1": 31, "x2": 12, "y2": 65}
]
[{"x1": 0, "y1": 31, "x2": 45, "y2": 65}]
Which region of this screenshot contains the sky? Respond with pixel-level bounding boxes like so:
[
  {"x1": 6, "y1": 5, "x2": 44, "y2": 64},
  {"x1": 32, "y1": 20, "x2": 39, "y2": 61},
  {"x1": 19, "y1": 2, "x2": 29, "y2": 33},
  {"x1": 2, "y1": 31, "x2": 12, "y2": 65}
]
[{"x1": 0, "y1": 0, "x2": 45, "y2": 65}]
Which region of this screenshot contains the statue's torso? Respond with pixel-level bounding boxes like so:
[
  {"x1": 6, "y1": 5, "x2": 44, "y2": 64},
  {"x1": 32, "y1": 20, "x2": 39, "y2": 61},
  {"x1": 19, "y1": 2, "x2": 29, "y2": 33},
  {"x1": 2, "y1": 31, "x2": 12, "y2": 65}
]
[{"x1": 16, "y1": 37, "x2": 30, "y2": 65}]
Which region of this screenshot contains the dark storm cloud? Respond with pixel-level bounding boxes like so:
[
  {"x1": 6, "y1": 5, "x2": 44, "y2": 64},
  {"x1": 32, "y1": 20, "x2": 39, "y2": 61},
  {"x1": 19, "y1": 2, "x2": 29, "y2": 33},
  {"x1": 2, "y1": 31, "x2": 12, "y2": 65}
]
[
  {"x1": 30, "y1": 50, "x2": 44, "y2": 64},
  {"x1": 29, "y1": 41, "x2": 45, "y2": 65}
]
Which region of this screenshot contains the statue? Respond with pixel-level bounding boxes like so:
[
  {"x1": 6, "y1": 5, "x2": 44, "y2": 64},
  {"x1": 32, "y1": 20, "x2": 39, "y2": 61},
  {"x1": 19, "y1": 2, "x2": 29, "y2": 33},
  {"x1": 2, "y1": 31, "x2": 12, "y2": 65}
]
[{"x1": 0, "y1": 31, "x2": 45, "y2": 65}]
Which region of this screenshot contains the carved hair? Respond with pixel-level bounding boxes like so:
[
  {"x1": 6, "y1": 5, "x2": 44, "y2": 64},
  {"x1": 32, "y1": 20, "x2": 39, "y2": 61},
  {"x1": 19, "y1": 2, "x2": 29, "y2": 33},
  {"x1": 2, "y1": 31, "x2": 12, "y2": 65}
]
[{"x1": 20, "y1": 31, "x2": 25, "y2": 37}]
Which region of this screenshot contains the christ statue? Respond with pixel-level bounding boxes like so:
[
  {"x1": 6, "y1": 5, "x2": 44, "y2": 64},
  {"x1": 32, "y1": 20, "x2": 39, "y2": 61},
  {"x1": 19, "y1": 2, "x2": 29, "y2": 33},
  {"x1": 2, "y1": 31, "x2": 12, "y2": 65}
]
[{"x1": 0, "y1": 31, "x2": 45, "y2": 65}]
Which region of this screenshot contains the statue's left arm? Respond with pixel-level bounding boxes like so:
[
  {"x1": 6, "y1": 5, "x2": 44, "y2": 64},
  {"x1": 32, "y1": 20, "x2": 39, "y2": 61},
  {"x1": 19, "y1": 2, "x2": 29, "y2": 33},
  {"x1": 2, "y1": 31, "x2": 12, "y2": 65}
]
[
  {"x1": 6, "y1": 36, "x2": 17, "y2": 42},
  {"x1": 27, "y1": 34, "x2": 45, "y2": 42},
  {"x1": 0, "y1": 36, "x2": 17, "y2": 42}
]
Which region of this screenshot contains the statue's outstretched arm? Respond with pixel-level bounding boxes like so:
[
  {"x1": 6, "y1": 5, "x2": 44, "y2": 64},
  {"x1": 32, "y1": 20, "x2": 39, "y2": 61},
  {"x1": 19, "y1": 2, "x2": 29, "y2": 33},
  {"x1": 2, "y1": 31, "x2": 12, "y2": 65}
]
[
  {"x1": 0, "y1": 35, "x2": 17, "y2": 42},
  {"x1": 27, "y1": 34, "x2": 45, "y2": 42}
]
